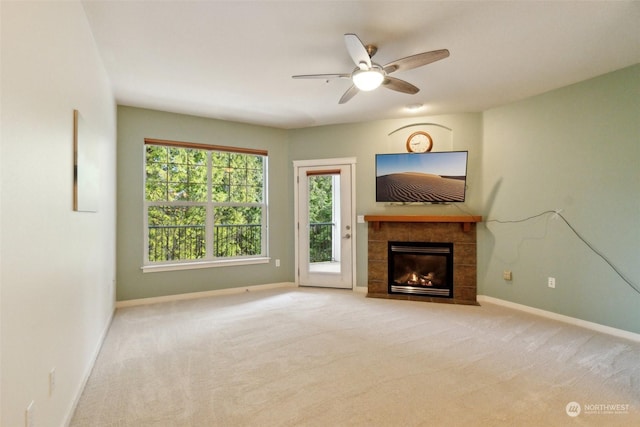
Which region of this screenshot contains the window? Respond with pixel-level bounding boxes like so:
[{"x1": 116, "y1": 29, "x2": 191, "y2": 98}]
[{"x1": 143, "y1": 138, "x2": 268, "y2": 270}]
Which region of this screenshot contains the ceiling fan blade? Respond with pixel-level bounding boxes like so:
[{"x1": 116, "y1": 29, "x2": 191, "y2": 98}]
[
  {"x1": 344, "y1": 33, "x2": 371, "y2": 69},
  {"x1": 382, "y1": 77, "x2": 420, "y2": 95},
  {"x1": 383, "y1": 49, "x2": 450, "y2": 74},
  {"x1": 338, "y1": 85, "x2": 359, "y2": 104},
  {"x1": 292, "y1": 73, "x2": 350, "y2": 79}
]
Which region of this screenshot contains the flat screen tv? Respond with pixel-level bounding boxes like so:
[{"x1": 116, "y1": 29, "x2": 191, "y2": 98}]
[{"x1": 376, "y1": 151, "x2": 468, "y2": 203}]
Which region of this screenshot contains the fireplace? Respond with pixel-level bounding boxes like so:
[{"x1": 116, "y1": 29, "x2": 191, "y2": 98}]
[
  {"x1": 389, "y1": 242, "x2": 453, "y2": 298},
  {"x1": 365, "y1": 215, "x2": 481, "y2": 305}
]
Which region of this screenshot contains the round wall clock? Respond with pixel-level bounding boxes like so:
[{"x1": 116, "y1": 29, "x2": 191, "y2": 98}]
[{"x1": 406, "y1": 131, "x2": 433, "y2": 153}]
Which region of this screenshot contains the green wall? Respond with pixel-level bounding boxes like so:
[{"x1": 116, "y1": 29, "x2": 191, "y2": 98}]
[
  {"x1": 117, "y1": 65, "x2": 639, "y2": 334},
  {"x1": 287, "y1": 114, "x2": 484, "y2": 288},
  {"x1": 479, "y1": 64, "x2": 640, "y2": 333},
  {"x1": 117, "y1": 107, "x2": 292, "y2": 300},
  {"x1": 117, "y1": 107, "x2": 482, "y2": 299}
]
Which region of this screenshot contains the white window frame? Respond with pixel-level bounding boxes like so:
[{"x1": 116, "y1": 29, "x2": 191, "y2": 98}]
[{"x1": 142, "y1": 138, "x2": 269, "y2": 273}]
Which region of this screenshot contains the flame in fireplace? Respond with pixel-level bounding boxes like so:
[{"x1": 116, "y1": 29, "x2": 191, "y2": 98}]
[{"x1": 404, "y1": 272, "x2": 437, "y2": 286}]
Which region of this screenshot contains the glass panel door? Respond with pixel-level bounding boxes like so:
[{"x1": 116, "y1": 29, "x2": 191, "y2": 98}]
[{"x1": 297, "y1": 164, "x2": 352, "y2": 289}]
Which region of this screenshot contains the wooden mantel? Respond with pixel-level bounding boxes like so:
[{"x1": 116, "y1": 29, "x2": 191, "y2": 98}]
[{"x1": 364, "y1": 215, "x2": 483, "y2": 232}]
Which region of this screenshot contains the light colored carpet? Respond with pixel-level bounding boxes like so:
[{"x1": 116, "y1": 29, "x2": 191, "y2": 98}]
[{"x1": 71, "y1": 287, "x2": 640, "y2": 426}]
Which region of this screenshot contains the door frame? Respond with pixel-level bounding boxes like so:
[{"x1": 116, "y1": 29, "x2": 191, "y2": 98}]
[{"x1": 293, "y1": 157, "x2": 357, "y2": 290}]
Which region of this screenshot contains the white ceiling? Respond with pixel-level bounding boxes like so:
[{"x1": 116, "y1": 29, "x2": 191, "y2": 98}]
[{"x1": 81, "y1": 1, "x2": 640, "y2": 129}]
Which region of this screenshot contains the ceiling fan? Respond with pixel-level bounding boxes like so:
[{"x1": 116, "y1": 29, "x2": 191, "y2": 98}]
[{"x1": 292, "y1": 33, "x2": 449, "y2": 104}]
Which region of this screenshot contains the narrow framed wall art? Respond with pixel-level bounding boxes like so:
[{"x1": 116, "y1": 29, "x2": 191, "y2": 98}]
[{"x1": 73, "y1": 109, "x2": 99, "y2": 212}]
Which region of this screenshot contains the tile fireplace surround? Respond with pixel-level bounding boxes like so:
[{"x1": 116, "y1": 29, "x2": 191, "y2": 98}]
[{"x1": 365, "y1": 215, "x2": 482, "y2": 305}]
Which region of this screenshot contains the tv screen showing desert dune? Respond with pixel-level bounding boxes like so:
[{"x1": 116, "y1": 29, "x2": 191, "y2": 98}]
[{"x1": 376, "y1": 151, "x2": 468, "y2": 203}]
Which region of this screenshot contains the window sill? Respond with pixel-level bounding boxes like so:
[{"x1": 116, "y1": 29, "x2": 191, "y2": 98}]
[{"x1": 142, "y1": 257, "x2": 270, "y2": 273}]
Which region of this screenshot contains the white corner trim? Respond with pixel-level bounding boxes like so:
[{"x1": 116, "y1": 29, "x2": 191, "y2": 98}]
[
  {"x1": 477, "y1": 295, "x2": 640, "y2": 343},
  {"x1": 116, "y1": 282, "x2": 297, "y2": 308}
]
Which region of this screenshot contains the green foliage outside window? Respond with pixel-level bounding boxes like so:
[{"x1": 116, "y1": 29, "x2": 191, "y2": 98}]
[
  {"x1": 308, "y1": 175, "x2": 333, "y2": 223},
  {"x1": 307, "y1": 175, "x2": 335, "y2": 263},
  {"x1": 145, "y1": 144, "x2": 266, "y2": 263}
]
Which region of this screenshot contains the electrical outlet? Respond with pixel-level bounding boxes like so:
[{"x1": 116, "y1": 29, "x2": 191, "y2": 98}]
[
  {"x1": 49, "y1": 368, "x2": 56, "y2": 396},
  {"x1": 548, "y1": 277, "x2": 556, "y2": 288},
  {"x1": 503, "y1": 270, "x2": 512, "y2": 281},
  {"x1": 26, "y1": 400, "x2": 34, "y2": 427},
  {"x1": 275, "y1": 259, "x2": 280, "y2": 267}
]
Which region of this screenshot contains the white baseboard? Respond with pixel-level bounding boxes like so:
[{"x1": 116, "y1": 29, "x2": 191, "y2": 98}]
[
  {"x1": 477, "y1": 295, "x2": 640, "y2": 343},
  {"x1": 64, "y1": 307, "x2": 115, "y2": 426},
  {"x1": 116, "y1": 282, "x2": 297, "y2": 308}
]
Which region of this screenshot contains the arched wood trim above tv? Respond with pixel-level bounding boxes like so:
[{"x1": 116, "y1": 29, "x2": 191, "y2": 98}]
[{"x1": 387, "y1": 122, "x2": 453, "y2": 136}]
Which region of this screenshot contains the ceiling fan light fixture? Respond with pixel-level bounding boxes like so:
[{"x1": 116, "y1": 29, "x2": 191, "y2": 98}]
[
  {"x1": 294, "y1": 33, "x2": 450, "y2": 104},
  {"x1": 352, "y1": 68, "x2": 384, "y2": 91}
]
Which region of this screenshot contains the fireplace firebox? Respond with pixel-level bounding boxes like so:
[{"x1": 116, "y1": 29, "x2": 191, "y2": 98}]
[{"x1": 388, "y1": 242, "x2": 453, "y2": 298}]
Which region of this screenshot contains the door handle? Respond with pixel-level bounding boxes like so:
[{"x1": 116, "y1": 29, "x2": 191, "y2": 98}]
[{"x1": 343, "y1": 233, "x2": 351, "y2": 239}]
